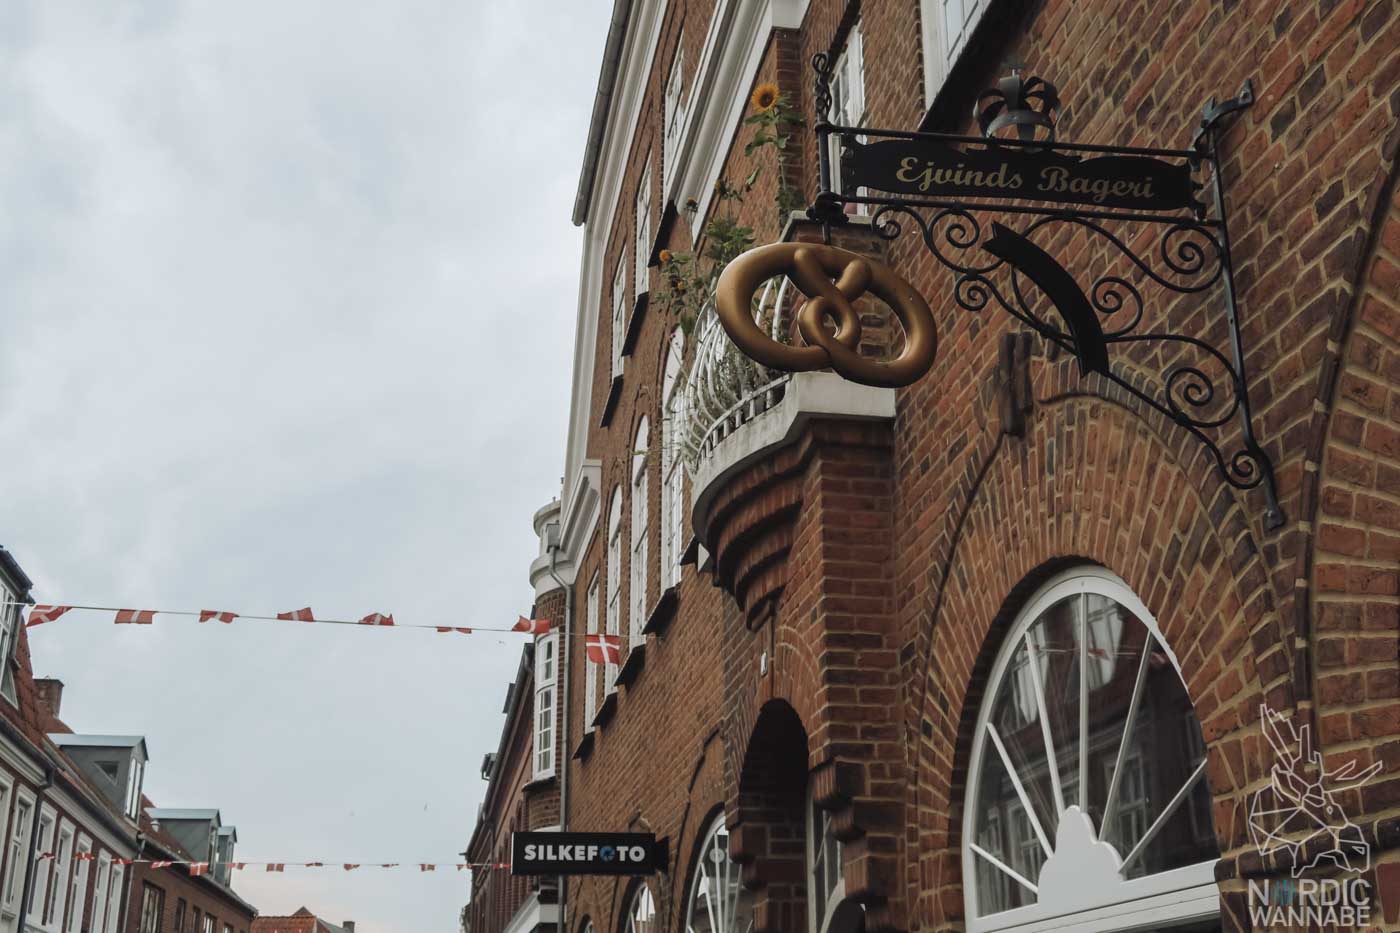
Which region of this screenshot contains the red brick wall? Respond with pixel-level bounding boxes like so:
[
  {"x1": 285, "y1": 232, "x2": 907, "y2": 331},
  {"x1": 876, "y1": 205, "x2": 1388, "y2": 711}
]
[{"x1": 124, "y1": 867, "x2": 254, "y2": 933}]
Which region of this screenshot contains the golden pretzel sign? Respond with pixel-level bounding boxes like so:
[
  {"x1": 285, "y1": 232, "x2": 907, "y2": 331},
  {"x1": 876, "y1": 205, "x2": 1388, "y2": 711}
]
[{"x1": 715, "y1": 243, "x2": 937, "y2": 388}]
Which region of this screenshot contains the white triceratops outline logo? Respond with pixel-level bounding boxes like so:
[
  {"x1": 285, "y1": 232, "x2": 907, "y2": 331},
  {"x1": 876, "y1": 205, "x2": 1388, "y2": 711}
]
[{"x1": 1247, "y1": 704, "x2": 1382, "y2": 877}]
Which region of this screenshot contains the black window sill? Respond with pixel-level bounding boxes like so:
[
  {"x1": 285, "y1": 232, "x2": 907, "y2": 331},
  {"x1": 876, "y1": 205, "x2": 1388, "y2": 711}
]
[
  {"x1": 648, "y1": 200, "x2": 679, "y2": 267},
  {"x1": 642, "y1": 586, "x2": 678, "y2": 637},
  {"x1": 680, "y1": 535, "x2": 700, "y2": 566},
  {"x1": 599, "y1": 374, "x2": 624, "y2": 428},
  {"x1": 523, "y1": 774, "x2": 557, "y2": 792},
  {"x1": 592, "y1": 691, "x2": 617, "y2": 730},
  {"x1": 572, "y1": 731, "x2": 595, "y2": 761},
  {"x1": 614, "y1": 644, "x2": 645, "y2": 687},
  {"x1": 622, "y1": 291, "x2": 648, "y2": 356}
]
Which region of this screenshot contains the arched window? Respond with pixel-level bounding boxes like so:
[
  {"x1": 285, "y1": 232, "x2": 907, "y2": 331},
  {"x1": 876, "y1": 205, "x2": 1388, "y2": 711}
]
[
  {"x1": 685, "y1": 814, "x2": 751, "y2": 933},
  {"x1": 626, "y1": 883, "x2": 658, "y2": 933},
  {"x1": 606, "y1": 488, "x2": 624, "y2": 694},
  {"x1": 807, "y1": 791, "x2": 843, "y2": 933},
  {"x1": 963, "y1": 567, "x2": 1218, "y2": 932},
  {"x1": 660, "y1": 329, "x2": 686, "y2": 591},
  {"x1": 629, "y1": 417, "x2": 650, "y2": 651}
]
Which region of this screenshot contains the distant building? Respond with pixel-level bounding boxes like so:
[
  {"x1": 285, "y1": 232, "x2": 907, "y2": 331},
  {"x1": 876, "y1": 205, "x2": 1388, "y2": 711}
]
[
  {"x1": 125, "y1": 807, "x2": 257, "y2": 933},
  {"x1": 249, "y1": 906, "x2": 354, "y2": 933}
]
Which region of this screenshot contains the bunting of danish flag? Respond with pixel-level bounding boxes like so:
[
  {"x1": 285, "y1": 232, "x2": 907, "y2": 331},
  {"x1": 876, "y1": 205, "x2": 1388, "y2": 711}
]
[
  {"x1": 26, "y1": 606, "x2": 71, "y2": 628},
  {"x1": 151, "y1": 861, "x2": 173, "y2": 870},
  {"x1": 229, "y1": 862, "x2": 246, "y2": 871},
  {"x1": 357, "y1": 613, "x2": 394, "y2": 627},
  {"x1": 199, "y1": 610, "x2": 237, "y2": 624},
  {"x1": 114, "y1": 610, "x2": 156, "y2": 625},
  {"x1": 277, "y1": 608, "x2": 315, "y2": 622},
  {"x1": 585, "y1": 633, "x2": 621, "y2": 665},
  {"x1": 511, "y1": 616, "x2": 551, "y2": 635},
  {"x1": 187, "y1": 863, "x2": 209, "y2": 877},
  {"x1": 436, "y1": 627, "x2": 472, "y2": 634},
  {"x1": 419, "y1": 864, "x2": 436, "y2": 872},
  {"x1": 343, "y1": 864, "x2": 360, "y2": 871},
  {"x1": 266, "y1": 864, "x2": 285, "y2": 873}
]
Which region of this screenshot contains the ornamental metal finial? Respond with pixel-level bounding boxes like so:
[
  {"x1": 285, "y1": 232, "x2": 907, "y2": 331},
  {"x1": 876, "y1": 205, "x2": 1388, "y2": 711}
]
[{"x1": 975, "y1": 69, "x2": 1059, "y2": 143}]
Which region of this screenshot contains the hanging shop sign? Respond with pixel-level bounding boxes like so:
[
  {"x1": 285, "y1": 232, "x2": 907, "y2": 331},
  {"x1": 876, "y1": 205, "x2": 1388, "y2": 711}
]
[
  {"x1": 510, "y1": 832, "x2": 668, "y2": 876},
  {"x1": 716, "y1": 65, "x2": 1286, "y2": 529}
]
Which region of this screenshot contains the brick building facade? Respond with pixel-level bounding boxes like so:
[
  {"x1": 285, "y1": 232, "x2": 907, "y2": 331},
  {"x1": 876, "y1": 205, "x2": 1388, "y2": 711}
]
[{"x1": 471, "y1": 0, "x2": 1400, "y2": 930}]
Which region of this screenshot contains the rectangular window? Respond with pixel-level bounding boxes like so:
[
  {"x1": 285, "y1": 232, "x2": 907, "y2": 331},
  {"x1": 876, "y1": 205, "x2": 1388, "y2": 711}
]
[
  {"x1": 629, "y1": 454, "x2": 649, "y2": 650},
  {"x1": 173, "y1": 898, "x2": 186, "y2": 933},
  {"x1": 829, "y1": 23, "x2": 866, "y2": 206},
  {"x1": 126, "y1": 756, "x2": 145, "y2": 819},
  {"x1": 89, "y1": 854, "x2": 112, "y2": 933},
  {"x1": 532, "y1": 633, "x2": 558, "y2": 779},
  {"x1": 64, "y1": 836, "x2": 91, "y2": 933},
  {"x1": 919, "y1": 0, "x2": 987, "y2": 108},
  {"x1": 139, "y1": 883, "x2": 164, "y2": 933},
  {"x1": 634, "y1": 158, "x2": 653, "y2": 299},
  {"x1": 584, "y1": 574, "x2": 599, "y2": 728},
  {"x1": 28, "y1": 808, "x2": 55, "y2": 922},
  {"x1": 606, "y1": 495, "x2": 623, "y2": 694},
  {"x1": 610, "y1": 256, "x2": 627, "y2": 378},
  {"x1": 0, "y1": 593, "x2": 17, "y2": 703},
  {"x1": 44, "y1": 821, "x2": 75, "y2": 929},
  {"x1": 663, "y1": 42, "x2": 686, "y2": 193},
  {"x1": 202, "y1": 914, "x2": 216, "y2": 933},
  {"x1": 1, "y1": 788, "x2": 31, "y2": 918},
  {"x1": 103, "y1": 863, "x2": 124, "y2": 933}
]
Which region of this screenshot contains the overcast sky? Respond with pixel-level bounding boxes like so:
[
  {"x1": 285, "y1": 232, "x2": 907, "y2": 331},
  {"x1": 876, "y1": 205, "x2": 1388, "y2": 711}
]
[{"x1": 0, "y1": 2, "x2": 610, "y2": 930}]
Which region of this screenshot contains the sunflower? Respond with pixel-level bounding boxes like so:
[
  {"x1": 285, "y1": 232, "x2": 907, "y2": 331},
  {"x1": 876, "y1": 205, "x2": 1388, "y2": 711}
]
[
  {"x1": 659, "y1": 249, "x2": 673, "y2": 264},
  {"x1": 751, "y1": 82, "x2": 780, "y2": 113}
]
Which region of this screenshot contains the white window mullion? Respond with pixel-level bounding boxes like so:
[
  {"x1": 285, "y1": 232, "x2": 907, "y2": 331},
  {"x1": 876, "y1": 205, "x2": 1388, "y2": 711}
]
[
  {"x1": 606, "y1": 489, "x2": 623, "y2": 692},
  {"x1": 611, "y1": 257, "x2": 627, "y2": 378},
  {"x1": 585, "y1": 574, "x2": 599, "y2": 728},
  {"x1": 634, "y1": 159, "x2": 653, "y2": 299}
]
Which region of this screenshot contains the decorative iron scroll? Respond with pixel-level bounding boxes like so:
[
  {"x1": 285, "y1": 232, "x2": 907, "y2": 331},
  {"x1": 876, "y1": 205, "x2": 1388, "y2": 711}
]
[{"x1": 716, "y1": 61, "x2": 1284, "y2": 529}]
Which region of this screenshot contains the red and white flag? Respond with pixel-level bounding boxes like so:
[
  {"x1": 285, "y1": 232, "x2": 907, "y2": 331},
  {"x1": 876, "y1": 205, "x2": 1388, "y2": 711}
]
[
  {"x1": 585, "y1": 633, "x2": 621, "y2": 665},
  {"x1": 187, "y1": 863, "x2": 209, "y2": 877},
  {"x1": 37, "y1": 852, "x2": 54, "y2": 861},
  {"x1": 379, "y1": 863, "x2": 399, "y2": 869},
  {"x1": 343, "y1": 864, "x2": 360, "y2": 871},
  {"x1": 115, "y1": 609, "x2": 156, "y2": 625},
  {"x1": 419, "y1": 864, "x2": 436, "y2": 872},
  {"x1": 512, "y1": 616, "x2": 551, "y2": 635},
  {"x1": 266, "y1": 864, "x2": 285, "y2": 873},
  {"x1": 151, "y1": 861, "x2": 173, "y2": 870},
  {"x1": 358, "y1": 613, "x2": 394, "y2": 627},
  {"x1": 75, "y1": 852, "x2": 95, "y2": 862},
  {"x1": 436, "y1": 627, "x2": 472, "y2": 635},
  {"x1": 229, "y1": 862, "x2": 246, "y2": 871},
  {"x1": 114, "y1": 858, "x2": 133, "y2": 866},
  {"x1": 199, "y1": 610, "x2": 237, "y2": 624},
  {"x1": 306, "y1": 862, "x2": 324, "y2": 868},
  {"x1": 276, "y1": 607, "x2": 315, "y2": 622},
  {"x1": 26, "y1": 605, "x2": 71, "y2": 628}
]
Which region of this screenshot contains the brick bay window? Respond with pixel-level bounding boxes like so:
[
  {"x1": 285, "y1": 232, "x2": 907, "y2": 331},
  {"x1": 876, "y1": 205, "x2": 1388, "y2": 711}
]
[
  {"x1": 963, "y1": 568, "x2": 1218, "y2": 932},
  {"x1": 585, "y1": 572, "x2": 600, "y2": 726},
  {"x1": 611, "y1": 254, "x2": 627, "y2": 379},
  {"x1": 808, "y1": 792, "x2": 844, "y2": 933},
  {"x1": 686, "y1": 814, "x2": 751, "y2": 933},
  {"x1": 625, "y1": 882, "x2": 658, "y2": 933},
  {"x1": 659, "y1": 328, "x2": 685, "y2": 591},
  {"x1": 629, "y1": 416, "x2": 649, "y2": 652},
  {"x1": 605, "y1": 487, "x2": 623, "y2": 693},
  {"x1": 634, "y1": 158, "x2": 652, "y2": 299},
  {"x1": 533, "y1": 631, "x2": 558, "y2": 780}
]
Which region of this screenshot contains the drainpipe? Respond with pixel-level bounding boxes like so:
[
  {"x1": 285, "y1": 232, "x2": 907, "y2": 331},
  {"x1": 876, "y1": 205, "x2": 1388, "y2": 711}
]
[
  {"x1": 16, "y1": 763, "x2": 54, "y2": 932},
  {"x1": 547, "y1": 543, "x2": 571, "y2": 933}
]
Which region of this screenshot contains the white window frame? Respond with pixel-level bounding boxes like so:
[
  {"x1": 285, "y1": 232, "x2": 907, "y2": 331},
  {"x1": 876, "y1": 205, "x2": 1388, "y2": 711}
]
[
  {"x1": 584, "y1": 573, "x2": 600, "y2": 729},
  {"x1": 828, "y1": 23, "x2": 866, "y2": 208},
  {"x1": 88, "y1": 853, "x2": 111, "y2": 933},
  {"x1": 125, "y1": 755, "x2": 144, "y2": 820},
  {"x1": 660, "y1": 329, "x2": 686, "y2": 591},
  {"x1": 201, "y1": 914, "x2": 215, "y2": 933},
  {"x1": 662, "y1": 41, "x2": 686, "y2": 194},
  {"x1": 533, "y1": 632, "x2": 558, "y2": 781},
  {"x1": 137, "y1": 880, "x2": 163, "y2": 933},
  {"x1": 611, "y1": 255, "x2": 627, "y2": 379},
  {"x1": 634, "y1": 158, "x2": 653, "y2": 299},
  {"x1": 626, "y1": 883, "x2": 657, "y2": 933},
  {"x1": 63, "y1": 835, "x2": 90, "y2": 933},
  {"x1": 962, "y1": 566, "x2": 1219, "y2": 933},
  {"x1": 685, "y1": 814, "x2": 748, "y2": 932},
  {"x1": 919, "y1": 0, "x2": 988, "y2": 108},
  {"x1": 28, "y1": 806, "x2": 55, "y2": 924},
  {"x1": 605, "y1": 488, "x2": 623, "y2": 694},
  {"x1": 0, "y1": 778, "x2": 22, "y2": 925},
  {"x1": 807, "y1": 790, "x2": 844, "y2": 933},
  {"x1": 629, "y1": 417, "x2": 650, "y2": 652},
  {"x1": 102, "y1": 862, "x2": 123, "y2": 933},
  {"x1": 42, "y1": 819, "x2": 74, "y2": 931},
  {"x1": 0, "y1": 594, "x2": 17, "y2": 705}
]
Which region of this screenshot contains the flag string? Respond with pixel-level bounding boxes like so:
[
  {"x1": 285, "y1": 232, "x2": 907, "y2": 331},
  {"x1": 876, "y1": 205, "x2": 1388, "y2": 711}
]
[
  {"x1": 23, "y1": 603, "x2": 555, "y2": 637},
  {"x1": 39, "y1": 852, "x2": 507, "y2": 872}
]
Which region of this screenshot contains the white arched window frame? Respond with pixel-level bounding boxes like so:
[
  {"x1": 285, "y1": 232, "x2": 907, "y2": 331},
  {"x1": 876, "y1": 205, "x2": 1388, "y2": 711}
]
[
  {"x1": 627, "y1": 882, "x2": 658, "y2": 933},
  {"x1": 611, "y1": 255, "x2": 627, "y2": 378},
  {"x1": 660, "y1": 329, "x2": 686, "y2": 592},
  {"x1": 629, "y1": 417, "x2": 650, "y2": 651},
  {"x1": 635, "y1": 158, "x2": 653, "y2": 299},
  {"x1": 962, "y1": 566, "x2": 1219, "y2": 933},
  {"x1": 807, "y1": 790, "x2": 844, "y2": 933},
  {"x1": 533, "y1": 631, "x2": 558, "y2": 780},
  {"x1": 584, "y1": 572, "x2": 600, "y2": 727},
  {"x1": 606, "y1": 488, "x2": 623, "y2": 693},
  {"x1": 687, "y1": 813, "x2": 751, "y2": 933}
]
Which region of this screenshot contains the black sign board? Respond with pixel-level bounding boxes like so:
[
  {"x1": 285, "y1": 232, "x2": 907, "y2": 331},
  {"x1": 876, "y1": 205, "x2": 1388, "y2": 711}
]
[
  {"x1": 842, "y1": 138, "x2": 1198, "y2": 213},
  {"x1": 510, "y1": 832, "x2": 667, "y2": 876}
]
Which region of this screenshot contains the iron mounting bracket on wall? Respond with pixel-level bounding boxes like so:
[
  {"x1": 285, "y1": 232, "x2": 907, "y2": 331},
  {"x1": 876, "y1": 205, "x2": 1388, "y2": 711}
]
[{"x1": 803, "y1": 57, "x2": 1283, "y2": 529}]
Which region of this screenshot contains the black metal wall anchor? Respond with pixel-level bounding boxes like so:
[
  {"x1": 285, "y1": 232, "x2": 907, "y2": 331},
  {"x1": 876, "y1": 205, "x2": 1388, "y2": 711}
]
[{"x1": 805, "y1": 57, "x2": 1284, "y2": 530}]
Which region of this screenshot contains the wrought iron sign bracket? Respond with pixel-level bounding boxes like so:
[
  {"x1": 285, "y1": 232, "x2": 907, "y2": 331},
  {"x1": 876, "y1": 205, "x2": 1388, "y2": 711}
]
[{"x1": 785, "y1": 57, "x2": 1284, "y2": 529}]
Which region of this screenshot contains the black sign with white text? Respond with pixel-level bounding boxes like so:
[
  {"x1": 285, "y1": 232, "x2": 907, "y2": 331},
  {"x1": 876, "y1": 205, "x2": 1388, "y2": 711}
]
[{"x1": 510, "y1": 832, "x2": 668, "y2": 876}]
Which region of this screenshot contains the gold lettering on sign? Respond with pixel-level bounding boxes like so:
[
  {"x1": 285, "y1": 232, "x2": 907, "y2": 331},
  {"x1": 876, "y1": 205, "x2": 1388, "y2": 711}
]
[
  {"x1": 1037, "y1": 166, "x2": 1156, "y2": 203},
  {"x1": 896, "y1": 157, "x2": 1024, "y2": 193}
]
